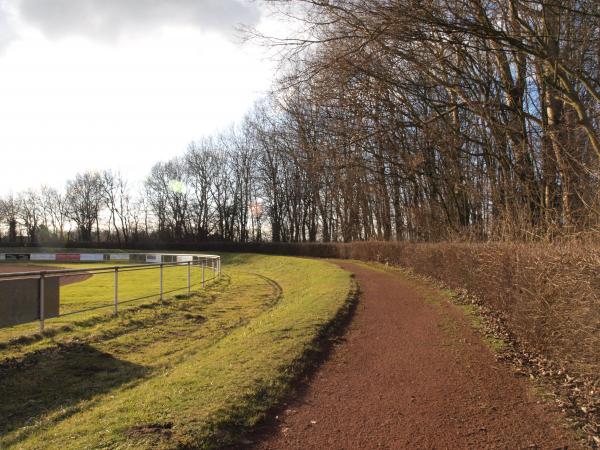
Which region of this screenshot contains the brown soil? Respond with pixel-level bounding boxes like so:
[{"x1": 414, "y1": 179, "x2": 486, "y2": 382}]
[
  {"x1": 251, "y1": 261, "x2": 580, "y2": 450},
  {"x1": 0, "y1": 264, "x2": 92, "y2": 286}
]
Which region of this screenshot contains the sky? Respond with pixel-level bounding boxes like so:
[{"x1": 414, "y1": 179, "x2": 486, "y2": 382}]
[{"x1": 0, "y1": 0, "x2": 279, "y2": 192}]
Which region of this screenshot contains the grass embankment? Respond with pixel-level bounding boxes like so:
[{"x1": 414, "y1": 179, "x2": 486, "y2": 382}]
[
  {"x1": 0, "y1": 253, "x2": 353, "y2": 449},
  {"x1": 58, "y1": 262, "x2": 217, "y2": 315}
]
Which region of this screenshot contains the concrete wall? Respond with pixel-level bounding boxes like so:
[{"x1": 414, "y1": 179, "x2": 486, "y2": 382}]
[{"x1": 0, "y1": 277, "x2": 59, "y2": 328}]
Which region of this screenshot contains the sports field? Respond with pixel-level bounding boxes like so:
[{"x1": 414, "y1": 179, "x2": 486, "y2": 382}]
[{"x1": 0, "y1": 253, "x2": 354, "y2": 449}]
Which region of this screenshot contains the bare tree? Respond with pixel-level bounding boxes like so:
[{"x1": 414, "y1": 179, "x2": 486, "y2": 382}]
[
  {"x1": 40, "y1": 186, "x2": 68, "y2": 240},
  {"x1": 18, "y1": 190, "x2": 42, "y2": 244},
  {"x1": 145, "y1": 159, "x2": 191, "y2": 241},
  {"x1": 0, "y1": 194, "x2": 20, "y2": 243},
  {"x1": 65, "y1": 172, "x2": 104, "y2": 242},
  {"x1": 101, "y1": 170, "x2": 135, "y2": 246}
]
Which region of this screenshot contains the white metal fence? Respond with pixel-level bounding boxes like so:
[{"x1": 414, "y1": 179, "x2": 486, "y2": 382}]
[{"x1": 0, "y1": 253, "x2": 221, "y2": 334}]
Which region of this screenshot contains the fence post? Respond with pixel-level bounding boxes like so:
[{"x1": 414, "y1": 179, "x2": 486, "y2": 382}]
[
  {"x1": 202, "y1": 261, "x2": 205, "y2": 288},
  {"x1": 187, "y1": 261, "x2": 191, "y2": 295},
  {"x1": 114, "y1": 267, "x2": 119, "y2": 315},
  {"x1": 39, "y1": 273, "x2": 45, "y2": 333},
  {"x1": 160, "y1": 263, "x2": 164, "y2": 300}
]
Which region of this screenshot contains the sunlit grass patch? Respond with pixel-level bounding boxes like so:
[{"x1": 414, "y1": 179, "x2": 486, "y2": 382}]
[{"x1": 0, "y1": 254, "x2": 353, "y2": 449}]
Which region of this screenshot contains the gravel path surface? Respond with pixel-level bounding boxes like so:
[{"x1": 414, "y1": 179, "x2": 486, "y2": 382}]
[{"x1": 251, "y1": 261, "x2": 579, "y2": 449}]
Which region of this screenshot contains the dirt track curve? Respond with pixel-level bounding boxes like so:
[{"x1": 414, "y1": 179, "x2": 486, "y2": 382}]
[{"x1": 250, "y1": 261, "x2": 580, "y2": 449}]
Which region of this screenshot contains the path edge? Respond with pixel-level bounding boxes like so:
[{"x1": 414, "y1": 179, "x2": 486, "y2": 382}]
[{"x1": 229, "y1": 274, "x2": 361, "y2": 449}]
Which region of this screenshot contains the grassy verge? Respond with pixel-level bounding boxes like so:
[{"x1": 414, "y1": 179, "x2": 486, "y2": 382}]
[{"x1": 0, "y1": 253, "x2": 353, "y2": 449}]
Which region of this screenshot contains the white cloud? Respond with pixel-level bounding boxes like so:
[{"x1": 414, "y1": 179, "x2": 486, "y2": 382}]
[
  {"x1": 0, "y1": 22, "x2": 276, "y2": 192},
  {"x1": 17, "y1": 0, "x2": 261, "y2": 41},
  {"x1": 0, "y1": 1, "x2": 281, "y2": 193},
  {"x1": 0, "y1": 0, "x2": 19, "y2": 51}
]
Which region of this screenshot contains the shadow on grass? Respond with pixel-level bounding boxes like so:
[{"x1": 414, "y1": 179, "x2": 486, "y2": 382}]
[{"x1": 0, "y1": 342, "x2": 148, "y2": 445}]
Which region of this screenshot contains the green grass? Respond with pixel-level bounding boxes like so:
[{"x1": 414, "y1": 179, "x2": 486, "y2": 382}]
[
  {"x1": 0, "y1": 253, "x2": 353, "y2": 449},
  {"x1": 59, "y1": 263, "x2": 215, "y2": 314},
  {"x1": 454, "y1": 303, "x2": 506, "y2": 352}
]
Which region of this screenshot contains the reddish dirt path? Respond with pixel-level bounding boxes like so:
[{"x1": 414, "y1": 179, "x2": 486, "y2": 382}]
[
  {"x1": 0, "y1": 264, "x2": 91, "y2": 286},
  {"x1": 252, "y1": 261, "x2": 580, "y2": 449}
]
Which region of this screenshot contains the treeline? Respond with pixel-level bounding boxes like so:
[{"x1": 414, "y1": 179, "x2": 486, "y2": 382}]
[
  {"x1": 0, "y1": 172, "x2": 148, "y2": 246},
  {"x1": 254, "y1": 0, "x2": 600, "y2": 241},
  {"x1": 2, "y1": 0, "x2": 599, "y2": 244},
  {"x1": 0, "y1": 141, "x2": 263, "y2": 246}
]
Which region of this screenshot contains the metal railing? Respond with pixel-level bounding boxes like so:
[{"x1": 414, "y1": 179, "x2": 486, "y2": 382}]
[{"x1": 0, "y1": 255, "x2": 221, "y2": 334}]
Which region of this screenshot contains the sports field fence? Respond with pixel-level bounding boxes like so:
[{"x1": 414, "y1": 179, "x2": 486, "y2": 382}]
[{"x1": 0, "y1": 253, "x2": 221, "y2": 336}]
